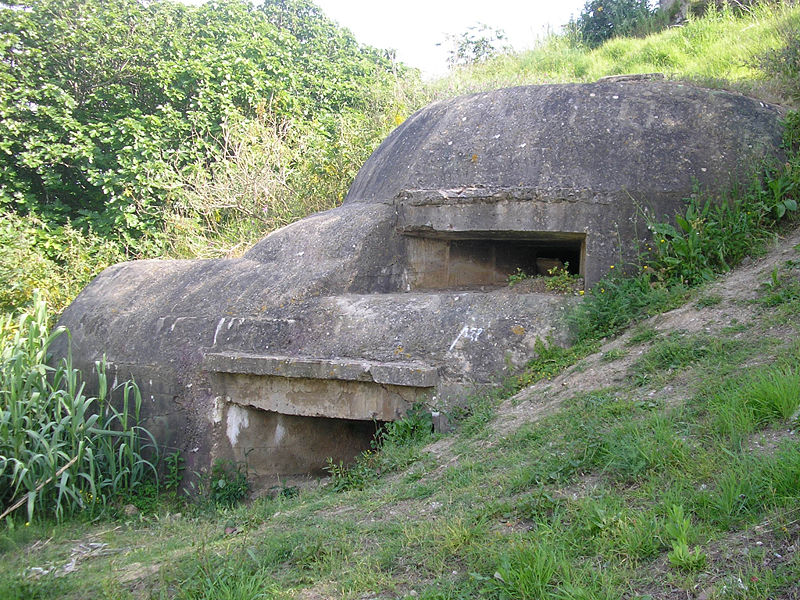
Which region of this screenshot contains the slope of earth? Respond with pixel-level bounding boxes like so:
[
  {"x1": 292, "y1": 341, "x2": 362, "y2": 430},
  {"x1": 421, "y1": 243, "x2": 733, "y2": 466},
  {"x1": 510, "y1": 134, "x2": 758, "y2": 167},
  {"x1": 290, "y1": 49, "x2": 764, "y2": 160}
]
[{"x1": 2, "y1": 225, "x2": 800, "y2": 599}]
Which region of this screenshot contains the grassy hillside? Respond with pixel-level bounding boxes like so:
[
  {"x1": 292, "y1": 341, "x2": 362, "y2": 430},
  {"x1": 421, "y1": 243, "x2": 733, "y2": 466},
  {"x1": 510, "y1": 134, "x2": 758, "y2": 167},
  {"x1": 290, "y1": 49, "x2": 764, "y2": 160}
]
[
  {"x1": 2, "y1": 225, "x2": 799, "y2": 599},
  {"x1": 428, "y1": 2, "x2": 800, "y2": 106}
]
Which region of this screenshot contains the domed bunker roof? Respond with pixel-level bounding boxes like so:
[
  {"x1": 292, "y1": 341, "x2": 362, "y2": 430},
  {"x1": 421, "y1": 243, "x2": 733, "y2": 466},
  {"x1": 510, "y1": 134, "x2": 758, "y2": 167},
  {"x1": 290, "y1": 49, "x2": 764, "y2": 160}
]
[
  {"x1": 54, "y1": 80, "x2": 786, "y2": 488},
  {"x1": 345, "y1": 79, "x2": 783, "y2": 204}
]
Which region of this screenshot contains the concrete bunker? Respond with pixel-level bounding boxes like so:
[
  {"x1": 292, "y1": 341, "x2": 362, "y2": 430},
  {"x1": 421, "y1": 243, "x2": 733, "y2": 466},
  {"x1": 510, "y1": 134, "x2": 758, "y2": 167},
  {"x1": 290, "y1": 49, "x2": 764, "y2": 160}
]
[{"x1": 53, "y1": 80, "x2": 785, "y2": 486}]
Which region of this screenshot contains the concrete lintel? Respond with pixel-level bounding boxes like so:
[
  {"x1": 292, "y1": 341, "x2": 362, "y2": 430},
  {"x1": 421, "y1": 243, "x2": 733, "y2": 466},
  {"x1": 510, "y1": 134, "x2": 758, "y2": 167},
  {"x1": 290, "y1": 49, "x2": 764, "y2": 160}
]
[
  {"x1": 203, "y1": 352, "x2": 438, "y2": 388},
  {"x1": 396, "y1": 187, "x2": 610, "y2": 207}
]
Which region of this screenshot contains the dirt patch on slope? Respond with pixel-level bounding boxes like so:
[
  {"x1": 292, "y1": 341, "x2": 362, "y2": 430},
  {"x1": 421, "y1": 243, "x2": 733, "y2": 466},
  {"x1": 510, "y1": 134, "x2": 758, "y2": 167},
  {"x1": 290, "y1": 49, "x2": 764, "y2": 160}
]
[{"x1": 492, "y1": 225, "x2": 800, "y2": 437}]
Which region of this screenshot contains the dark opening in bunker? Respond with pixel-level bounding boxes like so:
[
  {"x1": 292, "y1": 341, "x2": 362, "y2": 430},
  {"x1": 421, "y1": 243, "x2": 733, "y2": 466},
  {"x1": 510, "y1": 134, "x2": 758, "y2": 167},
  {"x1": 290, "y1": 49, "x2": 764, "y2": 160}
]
[{"x1": 406, "y1": 232, "x2": 586, "y2": 290}]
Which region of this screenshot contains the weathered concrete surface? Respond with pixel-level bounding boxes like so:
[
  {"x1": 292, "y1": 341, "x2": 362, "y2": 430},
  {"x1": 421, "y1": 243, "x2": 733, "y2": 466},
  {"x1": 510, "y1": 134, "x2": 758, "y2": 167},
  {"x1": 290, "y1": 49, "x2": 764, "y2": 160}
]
[
  {"x1": 210, "y1": 373, "x2": 426, "y2": 421},
  {"x1": 53, "y1": 80, "x2": 785, "y2": 483},
  {"x1": 347, "y1": 81, "x2": 784, "y2": 286},
  {"x1": 203, "y1": 353, "x2": 439, "y2": 388},
  {"x1": 347, "y1": 81, "x2": 782, "y2": 204}
]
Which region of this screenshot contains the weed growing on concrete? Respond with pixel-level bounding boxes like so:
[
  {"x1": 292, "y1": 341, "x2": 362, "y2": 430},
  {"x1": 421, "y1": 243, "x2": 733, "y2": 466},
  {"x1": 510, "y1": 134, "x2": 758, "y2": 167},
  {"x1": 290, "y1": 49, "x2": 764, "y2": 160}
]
[
  {"x1": 544, "y1": 262, "x2": 580, "y2": 293},
  {"x1": 507, "y1": 267, "x2": 530, "y2": 286},
  {"x1": 199, "y1": 459, "x2": 249, "y2": 508}
]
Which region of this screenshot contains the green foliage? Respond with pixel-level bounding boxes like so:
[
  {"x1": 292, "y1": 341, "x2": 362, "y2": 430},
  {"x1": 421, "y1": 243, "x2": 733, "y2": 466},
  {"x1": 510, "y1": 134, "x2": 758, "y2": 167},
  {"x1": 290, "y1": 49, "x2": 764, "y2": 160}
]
[
  {"x1": 507, "y1": 268, "x2": 530, "y2": 286},
  {"x1": 568, "y1": 271, "x2": 687, "y2": 342},
  {"x1": 759, "y1": 265, "x2": 800, "y2": 308},
  {"x1": 164, "y1": 450, "x2": 186, "y2": 493},
  {"x1": 0, "y1": 211, "x2": 125, "y2": 315},
  {"x1": 571, "y1": 0, "x2": 657, "y2": 49},
  {"x1": 202, "y1": 459, "x2": 249, "y2": 508},
  {"x1": 378, "y1": 403, "x2": 433, "y2": 447},
  {"x1": 518, "y1": 337, "x2": 599, "y2": 387},
  {"x1": 493, "y1": 540, "x2": 561, "y2": 598},
  {"x1": 696, "y1": 293, "x2": 723, "y2": 307},
  {"x1": 430, "y1": 3, "x2": 798, "y2": 105},
  {"x1": 665, "y1": 504, "x2": 707, "y2": 572},
  {"x1": 326, "y1": 404, "x2": 433, "y2": 492},
  {"x1": 441, "y1": 23, "x2": 509, "y2": 67},
  {"x1": 631, "y1": 333, "x2": 716, "y2": 376},
  {"x1": 601, "y1": 347, "x2": 628, "y2": 362},
  {"x1": 0, "y1": 0, "x2": 408, "y2": 274},
  {"x1": 647, "y1": 189, "x2": 784, "y2": 286},
  {"x1": 544, "y1": 262, "x2": 581, "y2": 293},
  {"x1": 0, "y1": 294, "x2": 156, "y2": 523},
  {"x1": 755, "y1": 9, "x2": 800, "y2": 104},
  {"x1": 324, "y1": 452, "x2": 379, "y2": 493},
  {"x1": 747, "y1": 365, "x2": 800, "y2": 422},
  {"x1": 570, "y1": 122, "x2": 800, "y2": 343}
]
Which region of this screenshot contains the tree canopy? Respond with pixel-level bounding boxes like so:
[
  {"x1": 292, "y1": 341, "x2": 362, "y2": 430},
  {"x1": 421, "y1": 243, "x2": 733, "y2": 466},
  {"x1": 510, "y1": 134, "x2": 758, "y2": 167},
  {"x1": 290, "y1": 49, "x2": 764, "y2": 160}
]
[{"x1": 0, "y1": 0, "x2": 404, "y2": 246}]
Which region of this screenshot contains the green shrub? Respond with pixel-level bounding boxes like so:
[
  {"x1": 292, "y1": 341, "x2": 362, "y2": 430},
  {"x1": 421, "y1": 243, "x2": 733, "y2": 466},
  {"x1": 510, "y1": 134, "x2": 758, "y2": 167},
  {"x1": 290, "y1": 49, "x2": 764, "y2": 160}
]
[
  {"x1": 325, "y1": 404, "x2": 434, "y2": 491},
  {"x1": 0, "y1": 0, "x2": 409, "y2": 263},
  {"x1": 0, "y1": 212, "x2": 126, "y2": 315},
  {"x1": 572, "y1": 0, "x2": 657, "y2": 49},
  {"x1": 0, "y1": 294, "x2": 156, "y2": 523},
  {"x1": 202, "y1": 459, "x2": 249, "y2": 508},
  {"x1": 756, "y1": 10, "x2": 800, "y2": 104}
]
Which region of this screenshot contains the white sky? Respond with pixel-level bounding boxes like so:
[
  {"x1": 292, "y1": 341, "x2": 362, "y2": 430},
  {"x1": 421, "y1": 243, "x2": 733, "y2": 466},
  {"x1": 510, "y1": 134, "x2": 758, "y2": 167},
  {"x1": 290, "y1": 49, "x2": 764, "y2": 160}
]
[
  {"x1": 179, "y1": 0, "x2": 587, "y2": 78},
  {"x1": 313, "y1": 0, "x2": 586, "y2": 78}
]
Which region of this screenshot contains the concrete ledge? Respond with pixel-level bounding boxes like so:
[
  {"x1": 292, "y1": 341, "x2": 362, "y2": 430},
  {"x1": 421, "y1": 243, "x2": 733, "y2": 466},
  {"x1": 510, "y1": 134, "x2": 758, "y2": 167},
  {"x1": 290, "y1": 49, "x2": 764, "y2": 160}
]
[{"x1": 203, "y1": 352, "x2": 438, "y2": 388}]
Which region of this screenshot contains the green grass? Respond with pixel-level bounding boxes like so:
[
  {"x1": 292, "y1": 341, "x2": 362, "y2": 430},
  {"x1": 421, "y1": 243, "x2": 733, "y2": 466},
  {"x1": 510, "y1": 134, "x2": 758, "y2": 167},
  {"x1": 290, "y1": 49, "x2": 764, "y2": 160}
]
[
  {"x1": 3, "y1": 4, "x2": 800, "y2": 599},
  {"x1": 3, "y1": 296, "x2": 800, "y2": 598},
  {"x1": 0, "y1": 295, "x2": 156, "y2": 524},
  {"x1": 427, "y1": 2, "x2": 800, "y2": 106}
]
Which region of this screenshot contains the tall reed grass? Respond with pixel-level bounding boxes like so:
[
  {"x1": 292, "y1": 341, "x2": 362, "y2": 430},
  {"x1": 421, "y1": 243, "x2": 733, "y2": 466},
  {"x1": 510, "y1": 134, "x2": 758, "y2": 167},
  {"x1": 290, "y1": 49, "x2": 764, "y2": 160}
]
[{"x1": 0, "y1": 294, "x2": 156, "y2": 523}]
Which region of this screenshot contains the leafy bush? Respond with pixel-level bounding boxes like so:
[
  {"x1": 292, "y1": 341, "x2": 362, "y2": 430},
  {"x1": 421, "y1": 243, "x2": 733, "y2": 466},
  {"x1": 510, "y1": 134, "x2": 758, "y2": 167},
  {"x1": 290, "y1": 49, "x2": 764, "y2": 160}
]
[
  {"x1": 203, "y1": 459, "x2": 249, "y2": 508},
  {"x1": 0, "y1": 294, "x2": 156, "y2": 523},
  {"x1": 0, "y1": 212, "x2": 125, "y2": 315},
  {"x1": 0, "y1": 0, "x2": 408, "y2": 258},
  {"x1": 572, "y1": 0, "x2": 657, "y2": 48}
]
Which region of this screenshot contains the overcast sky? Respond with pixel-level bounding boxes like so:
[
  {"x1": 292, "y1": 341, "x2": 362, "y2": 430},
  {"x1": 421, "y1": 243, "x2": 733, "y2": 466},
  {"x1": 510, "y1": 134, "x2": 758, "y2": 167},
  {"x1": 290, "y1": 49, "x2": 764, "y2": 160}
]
[
  {"x1": 179, "y1": 0, "x2": 587, "y2": 78},
  {"x1": 313, "y1": 0, "x2": 586, "y2": 77}
]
